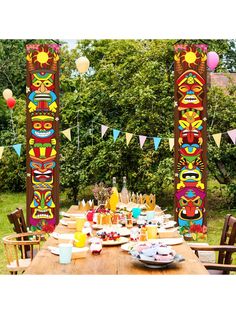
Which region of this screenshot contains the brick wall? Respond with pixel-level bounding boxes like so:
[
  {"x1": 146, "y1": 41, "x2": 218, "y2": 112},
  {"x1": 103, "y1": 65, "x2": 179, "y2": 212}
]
[{"x1": 208, "y1": 72, "x2": 236, "y2": 89}]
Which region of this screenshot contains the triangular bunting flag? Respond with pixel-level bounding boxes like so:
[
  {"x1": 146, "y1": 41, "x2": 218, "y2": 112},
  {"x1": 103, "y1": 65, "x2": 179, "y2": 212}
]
[
  {"x1": 227, "y1": 129, "x2": 236, "y2": 144},
  {"x1": 126, "y1": 133, "x2": 133, "y2": 146},
  {"x1": 153, "y1": 137, "x2": 161, "y2": 150},
  {"x1": 62, "y1": 128, "x2": 71, "y2": 141},
  {"x1": 0, "y1": 147, "x2": 4, "y2": 159},
  {"x1": 139, "y1": 135, "x2": 147, "y2": 149},
  {"x1": 113, "y1": 129, "x2": 121, "y2": 142},
  {"x1": 101, "y1": 125, "x2": 109, "y2": 138},
  {"x1": 169, "y1": 138, "x2": 174, "y2": 151},
  {"x1": 212, "y1": 133, "x2": 222, "y2": 148},
  {"x1": 13, "y1": 144, "x2": 22, "y2": 157}
]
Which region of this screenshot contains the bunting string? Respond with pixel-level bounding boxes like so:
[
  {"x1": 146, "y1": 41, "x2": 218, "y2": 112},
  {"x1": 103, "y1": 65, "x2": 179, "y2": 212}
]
[{"x1": 0, "y1": 122, "x2": 235, "y2": 160}]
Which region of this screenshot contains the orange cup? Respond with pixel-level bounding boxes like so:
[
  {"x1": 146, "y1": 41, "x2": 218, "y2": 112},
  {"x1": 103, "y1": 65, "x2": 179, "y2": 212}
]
[
  {"x1": 147, "y1": 225, "x2": 158, "y2": 239},
  {"x1": 76, "y1": 216, "x2": 86, "y2": 232}
]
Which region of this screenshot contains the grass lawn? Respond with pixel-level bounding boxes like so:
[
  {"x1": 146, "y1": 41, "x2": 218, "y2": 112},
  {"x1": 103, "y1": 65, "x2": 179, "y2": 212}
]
[{"x1": 0, "y1": 192, "x2": 235, "y2": 275}]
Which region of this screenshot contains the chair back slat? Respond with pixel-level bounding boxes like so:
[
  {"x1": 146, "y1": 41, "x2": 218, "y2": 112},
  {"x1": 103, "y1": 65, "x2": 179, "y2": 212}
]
[{"x1": 218, "y1": 214, "x2": 236, "y2": 268}]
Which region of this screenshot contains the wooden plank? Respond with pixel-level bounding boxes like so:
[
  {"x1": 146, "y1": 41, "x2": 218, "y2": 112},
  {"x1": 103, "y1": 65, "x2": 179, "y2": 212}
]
[{"x1": 25, "y1": 206, "x2": 208, "y2": 275}]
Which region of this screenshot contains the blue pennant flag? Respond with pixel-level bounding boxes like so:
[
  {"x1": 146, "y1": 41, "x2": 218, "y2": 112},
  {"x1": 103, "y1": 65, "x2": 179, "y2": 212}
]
[
  {"x1": 13, "y1": 144, "x2": 22, "y2": 157},
  {"x1": 153, "y1": 137, "x2": 161, "y2": 150},
  {"x1": 113, "y1": 129, "x2": 120, "y2": 142}
]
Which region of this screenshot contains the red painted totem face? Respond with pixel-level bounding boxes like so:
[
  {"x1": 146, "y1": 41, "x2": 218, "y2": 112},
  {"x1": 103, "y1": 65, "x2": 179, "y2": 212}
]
[{"x1": 177, "y1": 70, "x2": 205, "y2": 110}]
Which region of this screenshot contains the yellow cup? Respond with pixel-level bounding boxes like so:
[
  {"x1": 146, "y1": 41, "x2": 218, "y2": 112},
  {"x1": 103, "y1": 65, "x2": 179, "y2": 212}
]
[
  {"x1": 147, "y1": 225, "x2": 158, "y2": 239},
  {"x1": 74, "y1": 232, "x2": 87, "y2": 248},
  {"x1": 76, "y1": 216, "x2": 86, "y2": 232}
]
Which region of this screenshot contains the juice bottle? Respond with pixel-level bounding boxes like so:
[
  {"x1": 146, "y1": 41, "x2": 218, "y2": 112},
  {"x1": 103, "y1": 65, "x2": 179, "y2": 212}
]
[
  {"x1": 109, "y1": 177, "x2": 119, "y2": 212},
  {"x1": 120, "y1": 176, "x2": 129, "y2": 204}
]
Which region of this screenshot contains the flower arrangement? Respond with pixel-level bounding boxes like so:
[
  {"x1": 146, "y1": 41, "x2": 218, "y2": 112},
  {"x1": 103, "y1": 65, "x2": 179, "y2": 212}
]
[
  {"x1": 92, "y1": 182, "x2": 112, "y2": 205},
  {"x1": 179, "y1": 223, "x2": 207, "y2": 241},
  {"x1": 30, "y1": 220, "x2": 55, "y2": 239}
]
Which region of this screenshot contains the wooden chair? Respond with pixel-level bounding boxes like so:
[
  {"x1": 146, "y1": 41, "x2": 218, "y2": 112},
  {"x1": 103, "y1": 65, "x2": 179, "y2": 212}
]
[
  {"x1": 190, "y1": 214, "x2": 236, "y2": 274},
  {"x1": 7, "y1": 208, "x2": 28, "y2": 234},
  {"x1": 2, "y1": 232, "x2": 43, "y2": 274},
  {"x1": 7, "y1": 208, "x2": 31, "y2": 257}
]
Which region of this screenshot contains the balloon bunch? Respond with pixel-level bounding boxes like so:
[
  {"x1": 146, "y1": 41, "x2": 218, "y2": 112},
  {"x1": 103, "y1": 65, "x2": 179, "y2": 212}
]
[
  {"x1": 2, "y1": 89, "x2": 16, "y2": 109},
  {"x1": 2, "y1": 88, "x2": 16, "y2": 140}
]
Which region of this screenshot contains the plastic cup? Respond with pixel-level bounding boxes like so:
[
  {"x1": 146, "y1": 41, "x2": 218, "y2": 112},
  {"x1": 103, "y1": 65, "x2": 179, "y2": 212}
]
[
  {"x1": 147, "y1": 225, "x2": 158, "y2": 239},
  {"x1": 146, "y1": 211, "x2": 155, "y2": 221},
  {"x1": 74, "y1": 232, "x2": 87, "y2": 248},
  {"x1": 132, "y1": 207, "x2": 141, "y2": 219},
  {"x1": 76, "y1": 216, "x2": 86, "y2": 232},
  {"x1": 58, "y1": 243, "x2": 73, "y2": 264}
]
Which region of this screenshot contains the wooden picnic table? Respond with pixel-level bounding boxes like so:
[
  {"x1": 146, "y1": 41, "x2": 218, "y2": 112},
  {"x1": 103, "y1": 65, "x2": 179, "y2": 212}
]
[{"x1": 25, "y1": 205, "x2": 208, "y2": 275}]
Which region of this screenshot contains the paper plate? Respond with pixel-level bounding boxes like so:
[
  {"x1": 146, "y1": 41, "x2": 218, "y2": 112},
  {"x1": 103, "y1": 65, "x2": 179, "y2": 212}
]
[
  {"x1": 60, "y1": 211, "x2": 85, "y2": 219},
  {"x1": 60, "y1": 219, "x2": 76, "y2": 227},
  {"x1": 162, "y1": 221, "x2": 177, "y2": 229},
  {"x1": 48, "y1": 246, "x2": 89, "y2": 255},
  {"x1": 148, "y1": 237, "x2": 183, "y2": 246},
  {"x1": 51, "y1": 232, "x2": 74, "y2": 240}
]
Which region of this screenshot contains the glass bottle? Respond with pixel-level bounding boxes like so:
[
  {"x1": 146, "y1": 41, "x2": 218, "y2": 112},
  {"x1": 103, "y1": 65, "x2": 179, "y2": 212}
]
[
  {"x1": 120, "y1": 176, "x2": 129, "y2": 204},
  {"x1": 109, "y1": 177, "x2": 119, "y2": 212}
]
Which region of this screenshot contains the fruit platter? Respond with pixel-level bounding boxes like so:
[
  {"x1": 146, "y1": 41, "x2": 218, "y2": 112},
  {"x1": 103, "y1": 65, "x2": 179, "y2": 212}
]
[{"x1": 130, "y1": 242, "x2": 185, "y2": 268}]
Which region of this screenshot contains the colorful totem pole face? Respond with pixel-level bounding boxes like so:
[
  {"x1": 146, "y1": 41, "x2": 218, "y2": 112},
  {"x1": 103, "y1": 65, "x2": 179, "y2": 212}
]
[
  {"x1": 178, "y1": 110, "x2": 203, "y2": 145},
  {"x1": 30, "y1": 189, "x2": 55, "y2": 219},
  {"x1": 28, "y1": 73, "x2": 57, "y2": 113},
  {"x1": 26, "y1": 44, "x2": 59, "y2": 228},
  {"x1": 30, "y1": 157, "x2": 56, "y2": 185},
  {"x1": 174, "y1": 44, "x2": 207, "y2": 232},
  {"x1": 177, "y1": 70, "x2": 205, "y2": 111},
  {"x1": 176, "y1": 188, "x2": 205, "y2": 227}
]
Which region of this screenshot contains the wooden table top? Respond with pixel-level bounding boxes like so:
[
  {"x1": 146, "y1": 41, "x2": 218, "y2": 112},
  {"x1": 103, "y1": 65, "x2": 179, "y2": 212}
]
[{"x1": 25, "y1": 205, "x2": 208, "y2": 275}]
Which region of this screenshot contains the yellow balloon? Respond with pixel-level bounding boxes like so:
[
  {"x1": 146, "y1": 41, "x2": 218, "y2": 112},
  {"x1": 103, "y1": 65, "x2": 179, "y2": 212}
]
[
  {"x1": 3, "y1": 89, "x2": 13, "y2": 100},
  {"x1": 75, "y1": 57, "x2": 90, "y2": 73}
]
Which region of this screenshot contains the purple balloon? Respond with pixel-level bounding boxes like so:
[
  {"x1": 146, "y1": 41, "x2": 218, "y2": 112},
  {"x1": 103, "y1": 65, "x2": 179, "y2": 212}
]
[{"x1": 207, "y1": 51, "x2": 219, "y2": 71}]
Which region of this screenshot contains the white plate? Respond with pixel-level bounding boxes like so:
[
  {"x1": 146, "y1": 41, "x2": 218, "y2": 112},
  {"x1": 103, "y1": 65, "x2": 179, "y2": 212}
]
[
  {"x1": 60, "y1": 211, "x2": 85, "y2": 219},
  {"x1": 48, "y1": 246, "x2": 88, "y2": 255},
  {"x1": 121, "y1": 242, "x2": 137, "y2": 252},
  {"x1": 148, "y1": 237, "x2": 183, "y2": 246},
  {"x1": 60, "y1": 219, "x2": 76, "y2": 226},
  {"x1": 162, "y1": 221, "x2": 177, "y2": 229},
  {"x1": 89, "y1": 236, "x2": 129, "y2": 246},
  {"x1": 92, "y1": 224, "x2": 122, "y2": 230},
  {"x1": 51, "y1": 232, "x2": 75, "y2": 240},
  {"x1": 137, "y1": 254, "x2": 185, "y2": 268},
  {"x1": 97, "y1": 227, "x2": 130, "y2": 237}
]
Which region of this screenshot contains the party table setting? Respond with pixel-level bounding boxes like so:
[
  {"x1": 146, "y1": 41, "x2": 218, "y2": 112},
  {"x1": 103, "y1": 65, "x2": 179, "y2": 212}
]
[{"x1": 24, "y1": 199, "x2": 208, "y2": 275}]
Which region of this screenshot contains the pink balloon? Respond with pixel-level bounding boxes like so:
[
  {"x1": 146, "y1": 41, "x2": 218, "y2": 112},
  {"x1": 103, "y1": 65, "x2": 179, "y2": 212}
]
[{"x1": 207, "y1": 51, "x2": 219, "y2": 71}]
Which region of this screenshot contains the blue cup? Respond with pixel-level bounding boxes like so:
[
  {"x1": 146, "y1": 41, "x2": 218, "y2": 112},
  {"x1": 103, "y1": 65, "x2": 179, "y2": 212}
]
[
  {"x1": 146, "y1": 211, "x2": 155, "y2": 221},
  {"x1": 132, "y1": 207, "x2": 141, "y2": 219},
  {"x1": 59, "y1": 243, "x2": 73, "y2": 264}
]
